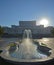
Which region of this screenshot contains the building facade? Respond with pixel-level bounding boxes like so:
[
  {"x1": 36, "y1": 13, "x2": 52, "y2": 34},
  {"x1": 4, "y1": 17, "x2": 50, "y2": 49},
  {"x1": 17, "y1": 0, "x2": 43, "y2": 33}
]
[{"x1": 3, "y1": 21, "x2": 53, "y2": 35}]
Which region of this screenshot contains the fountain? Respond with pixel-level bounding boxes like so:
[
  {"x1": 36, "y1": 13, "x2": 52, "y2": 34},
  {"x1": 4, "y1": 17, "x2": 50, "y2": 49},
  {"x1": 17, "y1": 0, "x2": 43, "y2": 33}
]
[{"x1": 0, "y1": 29, "x2": 52, "y2": 64}]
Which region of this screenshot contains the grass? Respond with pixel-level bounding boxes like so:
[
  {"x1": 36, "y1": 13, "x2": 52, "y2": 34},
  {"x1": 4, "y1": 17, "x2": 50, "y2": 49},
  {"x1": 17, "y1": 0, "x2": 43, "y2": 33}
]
[
  {"x1": 41, "y1": 43, "x2": 47, "y2": 46},
  {"x1": 8, "y1": 43, "x2": 16, "y2": 47}
]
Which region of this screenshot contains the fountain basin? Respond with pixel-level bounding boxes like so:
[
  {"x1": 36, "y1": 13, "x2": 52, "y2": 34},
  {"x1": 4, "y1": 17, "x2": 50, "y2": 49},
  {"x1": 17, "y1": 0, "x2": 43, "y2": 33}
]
[
  {"x1": 0, "y1": 51, "x2": 53, "y2": 62},
  {"x1": 0, "y1": 41, "x2": 52, "y2": 63},
  {"x1": 0, "y1": 30, "x2": 53, "y2": 65},
  {"x1": 0, "y1": 41, "x2": 53, "y2": 65}
]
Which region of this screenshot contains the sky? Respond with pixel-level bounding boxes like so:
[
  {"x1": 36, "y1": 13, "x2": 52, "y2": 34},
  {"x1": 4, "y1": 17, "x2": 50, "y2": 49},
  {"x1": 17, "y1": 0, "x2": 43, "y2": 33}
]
[{"x1": 0, "y1": 0, "x2": 54, "y2": 27}]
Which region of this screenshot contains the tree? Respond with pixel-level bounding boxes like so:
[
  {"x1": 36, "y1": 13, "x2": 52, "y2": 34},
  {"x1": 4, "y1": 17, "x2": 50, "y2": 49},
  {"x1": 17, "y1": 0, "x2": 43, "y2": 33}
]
[
  {"x1": 51, "y1": 27, "x2": 54, "y2": 36},
  {"x1": 0, "y1": 26, "x2": 4, "y2": 37}
]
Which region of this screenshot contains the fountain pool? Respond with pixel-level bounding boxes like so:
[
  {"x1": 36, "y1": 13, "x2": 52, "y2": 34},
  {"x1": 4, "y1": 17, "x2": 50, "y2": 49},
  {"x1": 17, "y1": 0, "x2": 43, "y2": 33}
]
[{"x1": 0, "y1": 29, "x2": 52, "y2": 63}]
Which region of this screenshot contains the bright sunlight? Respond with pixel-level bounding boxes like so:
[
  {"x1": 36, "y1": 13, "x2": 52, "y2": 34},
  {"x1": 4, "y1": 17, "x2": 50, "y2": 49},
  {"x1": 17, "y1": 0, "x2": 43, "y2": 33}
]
[{"x1": 39, "y1": 18, "x2": 49, "y2": 27}]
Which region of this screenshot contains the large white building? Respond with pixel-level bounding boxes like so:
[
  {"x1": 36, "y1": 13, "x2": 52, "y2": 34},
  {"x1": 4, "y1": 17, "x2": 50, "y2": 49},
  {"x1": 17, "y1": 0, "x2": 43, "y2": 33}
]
[{"x1": 3, "y1": 21, "x2": 53, "y2": 35}]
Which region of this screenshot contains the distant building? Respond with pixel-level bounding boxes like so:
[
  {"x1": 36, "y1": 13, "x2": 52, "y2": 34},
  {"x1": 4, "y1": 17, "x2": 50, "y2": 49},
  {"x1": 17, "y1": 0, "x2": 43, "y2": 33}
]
[{"x1": 3, "y1": 21, "x2": 53, "y2": 36}]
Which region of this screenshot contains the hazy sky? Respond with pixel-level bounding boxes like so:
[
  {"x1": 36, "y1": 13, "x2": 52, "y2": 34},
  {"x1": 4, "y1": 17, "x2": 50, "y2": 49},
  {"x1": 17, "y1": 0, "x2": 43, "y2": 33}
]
[{"x1": 0, "y1": 0, "x2": 54, "y2": 27}]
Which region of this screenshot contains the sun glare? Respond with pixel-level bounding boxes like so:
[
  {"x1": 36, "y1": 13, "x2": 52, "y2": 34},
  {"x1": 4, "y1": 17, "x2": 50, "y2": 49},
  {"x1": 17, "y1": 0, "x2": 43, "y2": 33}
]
[{"x1": 39, "y1": 18, "x2": 49, "y2": 27}]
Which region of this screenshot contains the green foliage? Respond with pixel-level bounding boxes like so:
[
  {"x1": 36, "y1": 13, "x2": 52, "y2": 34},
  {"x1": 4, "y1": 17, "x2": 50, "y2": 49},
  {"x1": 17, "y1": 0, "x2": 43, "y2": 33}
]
[
  {"x1": 8, "y1": 43, "x2": 16, "y2": 47},
  {"x1": 0, "y1": 26, "x2": 4, "y2": 37},
  {"x1": 41, "y1": 43, "x2": 47, "y2": 46},
  {"x1": 51, "y1": 28, "x2": 54, "y2": 36}
]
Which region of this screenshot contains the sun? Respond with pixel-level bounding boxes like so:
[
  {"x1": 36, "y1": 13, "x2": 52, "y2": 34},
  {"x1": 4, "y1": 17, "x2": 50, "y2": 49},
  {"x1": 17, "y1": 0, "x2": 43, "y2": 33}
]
[{"x1": 39, "y1": 18, "x2": 49, "y2": 27}]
